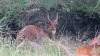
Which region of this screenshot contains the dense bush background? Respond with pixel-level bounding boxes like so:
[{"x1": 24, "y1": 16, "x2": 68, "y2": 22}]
[{"x1": 0, "y1": 0, "x2": 100, "y2": 41}]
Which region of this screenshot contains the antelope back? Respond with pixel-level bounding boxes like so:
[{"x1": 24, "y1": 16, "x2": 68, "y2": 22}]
[
  {"x1": 15, "y1": 25, "x2": 45, "y2": 44},
  {"x1": 76, "y1": 45, "x2": 100, "y2": 56},
  {"x1": 89, "y1": 34, "x2": 100, "y2": 45}
]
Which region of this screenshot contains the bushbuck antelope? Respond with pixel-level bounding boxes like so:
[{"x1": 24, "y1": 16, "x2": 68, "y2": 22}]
[
  {"x1": 76, "y1": 45, "x2": 100, "y2": 56},
  {"x1": 15, "y1": 13, "x2": 58, "y2": 45}
]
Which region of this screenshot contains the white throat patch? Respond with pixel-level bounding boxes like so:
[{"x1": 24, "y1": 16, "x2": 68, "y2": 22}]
[{"x1": 52, "y1": 31, "x2": 56, "y2": 34}]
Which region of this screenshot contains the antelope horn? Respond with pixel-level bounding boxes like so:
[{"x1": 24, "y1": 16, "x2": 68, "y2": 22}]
[
  {"x1": 56, "y1": 13, "x2": 58, "y2": 20},
  {"x1": 47, "y1": 13, "x2": 52, "y2": 22}
]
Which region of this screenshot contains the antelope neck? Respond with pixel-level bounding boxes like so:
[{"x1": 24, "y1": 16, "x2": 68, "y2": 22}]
[{"x1": 43, "y1": 29, "x2": 56, "y2": 40}]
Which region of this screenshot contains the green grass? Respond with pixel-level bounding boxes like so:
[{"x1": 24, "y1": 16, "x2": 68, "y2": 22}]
[
  {"x1": 0, "y1": 36, "x2": 77, "y2": 56},
  {"x1": 0, "y1": 44, "x2": 64, "y2": 56}
]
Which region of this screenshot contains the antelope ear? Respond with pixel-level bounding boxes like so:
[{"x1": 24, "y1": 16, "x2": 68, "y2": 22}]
[
  {"x1": 45, "y1": 20, "x2": 51, "y2": 24},
  {"x1": 53, "y1": 19, "x2": 58, "y2": 25}
]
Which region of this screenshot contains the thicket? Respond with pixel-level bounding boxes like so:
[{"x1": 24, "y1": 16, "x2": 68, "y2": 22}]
[{"x1": 0, "y1": 0, "x2": 100, "y2": 40}]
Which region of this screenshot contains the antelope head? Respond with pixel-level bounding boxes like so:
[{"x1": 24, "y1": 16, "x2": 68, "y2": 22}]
[{"x1": 46, "y1": 13, "x2": 58, "y2": 40}]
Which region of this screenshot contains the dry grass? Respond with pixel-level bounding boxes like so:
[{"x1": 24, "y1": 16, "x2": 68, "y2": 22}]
[{"x1": 0, "y1": 35, "x2": 87, "y2": 56}]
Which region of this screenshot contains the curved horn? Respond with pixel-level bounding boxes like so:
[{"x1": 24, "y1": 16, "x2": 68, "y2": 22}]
[
  {"x1": 55, "y1": 13, "x2": 58, "y2": 20},
  {"x1": 47, "y1": 14, "x2": 50, "y2": 19},
  {"x1": 47, "y1": 13, "x2": 52, "y2": 22}
]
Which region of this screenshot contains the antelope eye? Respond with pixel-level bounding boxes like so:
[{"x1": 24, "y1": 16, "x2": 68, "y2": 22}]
[{"x1": 54, "y1": 21, "x2": 57, "y2": 25}]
